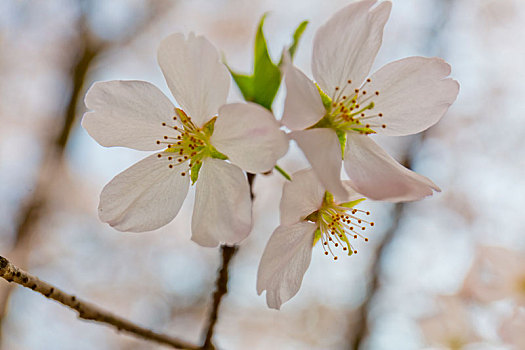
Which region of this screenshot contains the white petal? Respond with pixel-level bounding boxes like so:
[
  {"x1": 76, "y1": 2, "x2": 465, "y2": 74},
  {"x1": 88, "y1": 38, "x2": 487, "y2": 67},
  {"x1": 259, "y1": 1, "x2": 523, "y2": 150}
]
[
  {"x1": 158, "y1": 33, "x2": 230, "y2": 127},
  {"x1": 312, "y1": 0, "x2": 391, "y2": 97},
  {"x1": 280, "y1": 169, "x2": 325, "y2": 226},
  {"x1": 365, "y1": 57, "x2": 460, "y2": 136},
  {"x1": 342, "y1": 180, "x2": 368, "y2": 202},
  {"x1": 191, "y1": 158, "x2": 252, "y2": 247},
  {"x1": 256, "y1": 222, "x2": 317, "y2": 309},
  {"x1": 99, "y1": 153, "x2": 190, "y2": 232},
  {"x1": 344, "y1": 134, "x2": 439, "y2": 202},
  {"x1": 281, "y1": 64, "x2": 325, "y2": 131},
  {"x1": 83, "y1": 81, "x2": 176, "y2": 151},
  {"x1": 292, "y1": 129, "x2": 348, "y2": 200},
  {"x1": 211, "y1": 103, "x2": 289, "y2": 173}
]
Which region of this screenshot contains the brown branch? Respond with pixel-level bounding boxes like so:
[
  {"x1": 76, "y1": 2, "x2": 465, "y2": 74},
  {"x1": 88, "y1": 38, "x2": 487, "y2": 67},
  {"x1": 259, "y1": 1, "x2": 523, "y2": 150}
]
[
  {"x1": 199, "y1": 173, "x2": 255, "y2": 349},
  {"x1": 201, "y1": 245, "x2": 238, "y2": 350},
  {"x1": 0, "y1": 256, "x2": 199, "y2": 350}
]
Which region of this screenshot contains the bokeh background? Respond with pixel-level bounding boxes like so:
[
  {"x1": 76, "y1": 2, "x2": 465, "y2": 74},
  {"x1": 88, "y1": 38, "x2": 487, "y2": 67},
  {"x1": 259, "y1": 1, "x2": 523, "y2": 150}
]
[{"x1": 1, "y1": 0, "x2": 524, "y2": 349}]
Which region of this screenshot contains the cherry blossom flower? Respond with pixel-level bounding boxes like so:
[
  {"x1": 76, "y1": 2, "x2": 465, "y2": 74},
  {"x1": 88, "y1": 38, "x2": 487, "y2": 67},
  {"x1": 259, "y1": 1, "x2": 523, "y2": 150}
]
[
  {"x1": 82, "y1": 33, "x2": 288, "y2": 247},
  {"x1": 418, "y1": 296, "x2": 480, "y2": 350},
  {"x1": 282, "y1": 0, "x2": 459, "y2": 201},
  {"x1": 257, "y1": 169, "x2": 374, "y2": 309},
  {"x1": 499, "y1": 308, "x2": 525, "y2": 349},
  {"x1": 461, "y1": 246, "x2": 525, "y2": 305}
]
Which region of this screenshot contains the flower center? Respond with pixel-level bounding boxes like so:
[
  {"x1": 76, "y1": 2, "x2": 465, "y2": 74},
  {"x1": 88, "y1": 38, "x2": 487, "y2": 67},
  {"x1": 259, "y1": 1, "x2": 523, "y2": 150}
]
[
  {"x1": 313, "y1": 78, "x2": 386, "y2": 135},
  {"x1": 155, "y1": 108, "x2": 226, "y2": 183},
  {"x1": 306, "y1": 192, "x2": 374, "y2": 260}
]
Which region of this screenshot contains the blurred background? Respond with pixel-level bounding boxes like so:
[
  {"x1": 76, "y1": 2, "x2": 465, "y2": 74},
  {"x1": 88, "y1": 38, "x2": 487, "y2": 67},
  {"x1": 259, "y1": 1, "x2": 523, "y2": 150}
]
[{"x1": 1, "y1": 0, "x2": 524, "y2": 349}]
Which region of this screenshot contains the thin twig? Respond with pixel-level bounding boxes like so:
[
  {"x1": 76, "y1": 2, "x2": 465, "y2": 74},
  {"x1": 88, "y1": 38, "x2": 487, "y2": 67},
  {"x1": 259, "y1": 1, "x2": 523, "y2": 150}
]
[
  {"x1": 0, "y1": 256, "x2": 199, "y2": 350},
  {"x1": 200, "y1": 173, "x2": 255, "y2": 349},
  {"x1": 201, "y1": 245, "x2": 238, "y2": 350}
]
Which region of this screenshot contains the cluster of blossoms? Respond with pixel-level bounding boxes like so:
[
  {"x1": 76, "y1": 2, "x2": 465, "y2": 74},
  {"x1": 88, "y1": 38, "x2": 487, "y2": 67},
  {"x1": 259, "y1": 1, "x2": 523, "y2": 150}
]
[{"x1": 82, "y1": 0, "x2": 458, "y2": 309}]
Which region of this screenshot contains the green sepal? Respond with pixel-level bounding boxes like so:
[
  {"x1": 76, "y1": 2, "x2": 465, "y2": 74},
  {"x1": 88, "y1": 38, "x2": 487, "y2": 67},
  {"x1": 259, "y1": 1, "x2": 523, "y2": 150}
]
[
  {"x1": 227, "y1": 16, "x2": 308, "y2": 111},
  {"x1": 304, "y1": 211, "x2": 319, "y2": 222},
  {"x1": 312, "y1": 228, "x2": 322, "y2": 247},
  {"x1": 340, "y1": 198, "x2": 366, "y2": 209},
  {"x1": 336, "y1": 130, "x2": 347, "y2": 160},
  {"x1": 209, "y1": 147, "x2": 228, "y2": 160},
  {"x1": 307, "y1": 114, "x2": 332, "y2": 129},
  {"x1": 190, "y1": 161, "x2": 202, "y2": 185},
  {"x1": 316, "y1": 83, "x2": 332, "y2": 111},
  {"x1": 202, "y1": 116, "x2": 217, "y2": 136},
  {"x1": 323, "y1": 191, "x2": 335, "y2": 205}
]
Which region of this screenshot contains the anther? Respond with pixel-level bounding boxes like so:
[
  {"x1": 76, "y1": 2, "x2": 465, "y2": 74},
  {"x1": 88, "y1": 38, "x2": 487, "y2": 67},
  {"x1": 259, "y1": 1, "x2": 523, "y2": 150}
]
[
  {"x1": 382, "y1": 124, "x2": 386, "y2": 128},
  {"x1": 181, "y1": 172, "x2": 186, "y2": 176},
  {"x1": 156, "y1": 140, "x2": 160, "y2": 144},
  {"x1": 162, "y1": 122, "x2": 166, "y2": 126},
  {"x1": 334, "y1": 256, "x2": 338, "y2": 261},
  {"x1": 378, "y1": 113, "x2": 383, "y2": 117},
  {"x1": 335, "y1": 86, "x2": 340, "y2": 91},
  {"x1": 168, "y1": 164, "x2": 173, "y2": 169},
  {"x1": 157, "y1": 154, "x2": 162, "y2": 158},
  {"x1": 366, "y1": 78, "x2": 371, "y2": 83},
  {"x1": 347, "y1": 79, "x2": 352, "y2": 84},
  {"x1": 375, "y1": 91, "x2": 380, "y2": 96},
  {"x1": 365, "y1": 238, "x2": 369, "y2": 242},
  {"x1": 163, "y1": 136, "x2": 168, "y2": 140},
  {"x1": 362, "y1": 91, "x2": 367, "y2": 95}
]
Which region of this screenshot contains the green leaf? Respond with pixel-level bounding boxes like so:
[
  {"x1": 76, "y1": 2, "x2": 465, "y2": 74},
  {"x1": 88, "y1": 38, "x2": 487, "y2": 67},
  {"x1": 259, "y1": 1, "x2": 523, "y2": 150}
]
[
  {"x1": 227, "y1": 16, "x2": 309, "y2": 111},
  {"x1": 280, "y1": 20, "x2": 309, "y2": 64}
]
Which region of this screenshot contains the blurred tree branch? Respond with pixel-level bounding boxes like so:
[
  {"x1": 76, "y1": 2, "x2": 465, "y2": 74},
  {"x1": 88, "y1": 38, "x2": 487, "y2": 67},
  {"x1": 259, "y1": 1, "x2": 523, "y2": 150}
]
[
  {"x1": 0, "y1": 255, "x2": 200, "y2": 350},
  {"x1": 349, "y1": 1, "x2": 454, "y2": 347},
  {"x1": 349, "y1": 163, "x2": 410, "y2": 350},
  {"x1": 0, "y1": 0, "x2": 171, "y2": 344}
]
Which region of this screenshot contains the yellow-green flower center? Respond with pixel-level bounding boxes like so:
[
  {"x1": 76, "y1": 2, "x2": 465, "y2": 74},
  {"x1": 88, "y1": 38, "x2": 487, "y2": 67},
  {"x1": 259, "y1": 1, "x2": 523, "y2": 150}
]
[
  {"x1": 156, "y1": 108, "x2": 226, "y2": 184},
  {"x1": 306, "y1": 192, "x2": 374, "y2": 260},
  {"x1": 311, "y1": 79, "x2": 387, "y2": 156}
]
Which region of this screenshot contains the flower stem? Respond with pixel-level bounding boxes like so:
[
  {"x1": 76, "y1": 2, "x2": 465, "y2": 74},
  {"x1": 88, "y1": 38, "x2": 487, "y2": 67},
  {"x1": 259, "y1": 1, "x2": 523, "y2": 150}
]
[{"x1": 274, "y1": 165, "x2": 292, "y2": 181}]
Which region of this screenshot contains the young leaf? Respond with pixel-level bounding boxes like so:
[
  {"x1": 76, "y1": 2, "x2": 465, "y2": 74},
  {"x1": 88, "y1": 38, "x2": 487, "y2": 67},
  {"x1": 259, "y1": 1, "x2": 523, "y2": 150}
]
[
  {"x1": 281, "y1": 20, "x2": 308, "y2": 64},
  {"x1": 227, "y1": 15, "x2": 309, "y2": 111}
]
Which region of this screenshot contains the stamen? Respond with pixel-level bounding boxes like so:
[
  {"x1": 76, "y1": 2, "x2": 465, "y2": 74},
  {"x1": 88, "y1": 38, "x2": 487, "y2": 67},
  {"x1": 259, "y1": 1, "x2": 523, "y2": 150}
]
[{"x1": 313, "y1": 194, "x2": 374, "y2": 259}]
